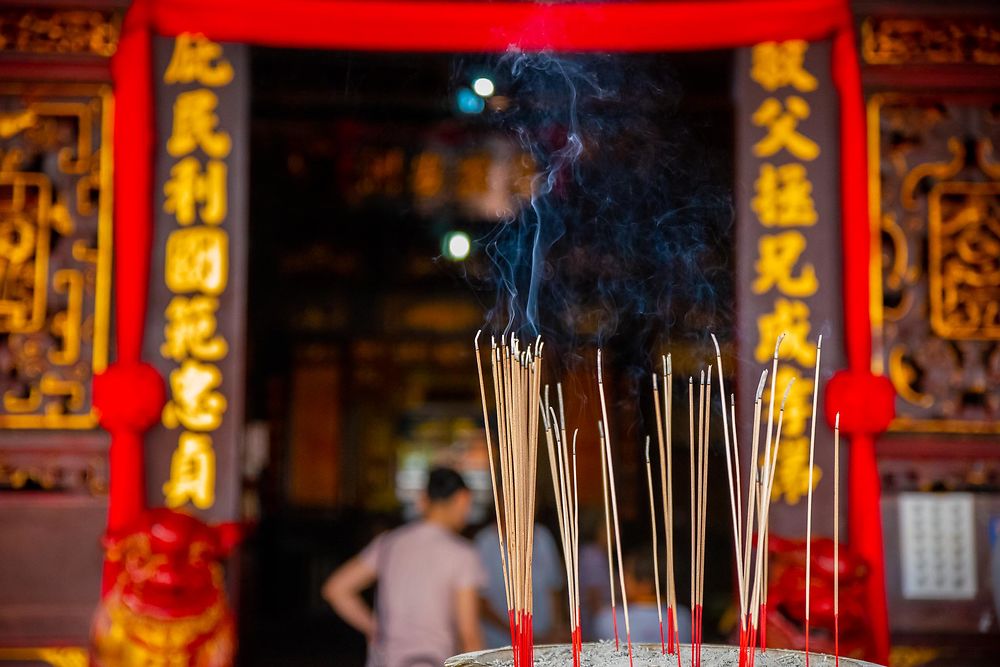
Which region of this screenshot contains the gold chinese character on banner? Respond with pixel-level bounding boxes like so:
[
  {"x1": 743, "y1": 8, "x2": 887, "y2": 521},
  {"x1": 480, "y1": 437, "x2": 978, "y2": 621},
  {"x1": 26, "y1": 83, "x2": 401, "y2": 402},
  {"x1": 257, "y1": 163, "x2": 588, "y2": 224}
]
[
  {"x1": 162, "y1": 359, "x2": 227, "y2": 431},
  {"x1": 165, "y1": 227, "x2": 228, "y2": 295},
  {"x1": 163, "y1": 431, "x2": 216, "y2": 509},
  {"x1": 755, "y1": 298, "x2": 817, "y2": 365},
  {"x1": 163, "y1": 157, "x2": 227, "y2": 226},
  {"x1": 768, "y1": 435, "x2": 820, "y2": 505},
  {"x1": 753, "y1": 231, "x2": 819, "y2": 296},
  {"x1": 164, "y1": 33, "x2": 234, "y2": 87},
  {"x1": 166, "y1": 90, "x2": 232, "y2": 158},
  {"x1": 751, "y1": 40, "x2": 818, "y2": 92},
  {"x1": 752, "y1": 97, "x2": 820, "y2": 161},
  {"x1": 161, "y1": 295, "x2": 228, "y2": 362},
  {"x1": 752, "y1": 163, "x2": 818, "y2": 227}
]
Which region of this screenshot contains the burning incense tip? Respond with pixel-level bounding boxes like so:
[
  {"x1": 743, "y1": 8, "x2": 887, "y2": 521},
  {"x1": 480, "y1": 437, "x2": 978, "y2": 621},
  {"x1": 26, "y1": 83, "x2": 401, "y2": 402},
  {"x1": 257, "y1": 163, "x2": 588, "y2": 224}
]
[
  {"x1": 817, "y1": 333, "x2": 823, "y2": 349},
  {"x1": 474, "y1": 329, "x2": 482, "y2": 349},
  {"x1": 781, "y1": 377, "x2": 795, "y2": 409},
  {"x1": 652, "y1": 372, "x2": 658, "y2": 389},
  {"x1": 597, "y1": 349, "x2": 604, "y2": 383},
  {"x1": 835, "y1": 411, "x2": 840, "y2": 429},
  {"x1": 773, "y1": 332, "x2": 787, "y2": 358},
  {"x1": 710, "y1": 332, "x2": 721, "y2": 356},
  {"x1": 666, "y1": 353, "x2": 672, "y2": 374},
  {"x1": 755, "y1": 369, "x2": 768, "y2": 400},
  {"x1": 572, "y1": 429, "x2": 578, "y2": 454},
  {"x1": 645, "y1": 436, "x2": 651, "y2": 463}
]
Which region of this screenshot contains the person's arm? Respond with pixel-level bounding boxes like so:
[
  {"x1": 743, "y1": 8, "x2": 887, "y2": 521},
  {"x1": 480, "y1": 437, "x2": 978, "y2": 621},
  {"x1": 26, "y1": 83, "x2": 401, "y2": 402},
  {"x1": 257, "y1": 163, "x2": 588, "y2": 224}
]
[
  {"x1": 322, "y1": 554, "x2": 378, "y2": 640},
  {"x1": 455, "y1": 586, "x2": 483, "y2": 653}
]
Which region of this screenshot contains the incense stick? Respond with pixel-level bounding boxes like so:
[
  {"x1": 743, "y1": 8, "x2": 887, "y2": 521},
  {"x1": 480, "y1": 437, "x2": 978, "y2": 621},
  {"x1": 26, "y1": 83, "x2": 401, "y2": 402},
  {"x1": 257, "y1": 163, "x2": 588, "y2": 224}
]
[
  {"x1": 757, "y1": 334, "x2": 785, "y2": 653},
  {"x1": 688, "y1": 376, "x2": 696, "y2": 666},
  {"x1": 712, "y1": 336, "x2": 746, "y2": 630},
  {"x1": 474, "y1": 332, "x2": 513, "y2": 623},
  {"x1": 701, "y1": 371, "x2": 712, "y2": 666},
  {"x1": 834, "y1": 412, "x2": 841, "y2": 667},
  {"x1": 759, "y1": 378, "x2": 795, "y2": 655},
  {"x1": 542, "y1": 398, "x2": 576, "y2": 664},
  {"x1": 598, "y1": 417, "x2": 619, "y2": 649},
  {"x1": 571, "y1": 430, "x2": 581, "y2": 660},
  {"x1": 544, "y1": 387, "x2": 583, "y2": 667},
  {"x1": 598, "y1": 349, "x2": 633, "y2": 666},
  {"x1": 653, "y1": 358, "x2": 679, "y2": 656},
  {"x1": 645, "y1": 436, "x2": 666, "y2": 655},
  {"x1": 804, "y1": 336, "x2": 822, "y2": 667},
  {"x1": 663, "y1": 357, "x2": 681, "y2": 663},
  {"x1": 741, "y1": 369, "x2": 767, "y2": 667}
]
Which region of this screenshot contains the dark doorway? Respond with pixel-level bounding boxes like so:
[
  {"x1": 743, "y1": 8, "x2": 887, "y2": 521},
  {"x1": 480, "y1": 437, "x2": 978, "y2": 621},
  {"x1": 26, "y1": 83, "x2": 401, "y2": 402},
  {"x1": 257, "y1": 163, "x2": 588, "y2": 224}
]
[{"x1": 240, "y1": 47, "x2": 734, "y2": 666}]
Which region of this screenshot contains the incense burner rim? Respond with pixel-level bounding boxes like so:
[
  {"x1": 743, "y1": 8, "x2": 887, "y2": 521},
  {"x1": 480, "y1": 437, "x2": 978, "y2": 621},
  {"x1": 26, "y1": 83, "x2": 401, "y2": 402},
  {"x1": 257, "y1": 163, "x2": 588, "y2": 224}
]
[{"x1": 445, "y1": 642, "x2": 884, "y2": 667}]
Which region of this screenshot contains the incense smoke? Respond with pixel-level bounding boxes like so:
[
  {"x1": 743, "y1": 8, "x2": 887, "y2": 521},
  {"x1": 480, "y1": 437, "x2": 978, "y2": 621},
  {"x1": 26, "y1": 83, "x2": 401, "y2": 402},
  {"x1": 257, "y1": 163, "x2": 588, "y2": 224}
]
[{"x1": 473, "y1": 51, "x2": 733, "y2": 393}]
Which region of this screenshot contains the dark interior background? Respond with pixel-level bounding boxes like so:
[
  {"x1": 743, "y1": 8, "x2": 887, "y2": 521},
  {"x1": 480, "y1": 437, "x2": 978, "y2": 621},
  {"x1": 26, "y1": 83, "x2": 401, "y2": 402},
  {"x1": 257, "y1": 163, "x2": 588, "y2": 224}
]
[{"x1": 240, "y1": 47, "x2": 735, "y2": 666}]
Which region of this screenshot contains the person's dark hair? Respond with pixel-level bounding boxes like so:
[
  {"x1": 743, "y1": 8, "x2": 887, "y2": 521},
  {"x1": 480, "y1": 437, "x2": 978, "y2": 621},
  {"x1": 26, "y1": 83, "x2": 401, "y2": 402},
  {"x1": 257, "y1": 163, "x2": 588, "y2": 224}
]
[
  {"x1": 426, "y1": 467, "x2": 468, "y2": 502},
  {"x1": 624, "y1": 545, "x2": 659, "y2": 585}
]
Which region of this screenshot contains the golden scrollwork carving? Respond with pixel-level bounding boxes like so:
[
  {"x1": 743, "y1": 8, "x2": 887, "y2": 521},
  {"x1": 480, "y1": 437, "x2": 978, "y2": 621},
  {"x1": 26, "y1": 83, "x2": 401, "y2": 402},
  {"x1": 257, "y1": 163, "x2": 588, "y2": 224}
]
[
  {"x1": 0, "y1": 9, "x2": 119, "y2": 57},
  {"x1": 862, "y1": 17, "x2": 1000, "y2": 66},
  {"x1": 869, "y1": 94, "x2": 1000, "y2": 433},
  {"x1": 0, "y1": 84, "x2": 112, "y2": 429},
  {"x1": 927, "y1": 182, "x2": 1000, "y2": 339}
]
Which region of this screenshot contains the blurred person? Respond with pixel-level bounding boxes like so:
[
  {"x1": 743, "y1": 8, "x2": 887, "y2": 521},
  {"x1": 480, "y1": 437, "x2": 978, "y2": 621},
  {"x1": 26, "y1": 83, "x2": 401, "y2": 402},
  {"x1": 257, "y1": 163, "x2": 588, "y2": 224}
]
[
  {"x1": 475, "y1": 516, "x2": 564, "y2": 647},
  {"x1": 594, "y1": 546, "x2": 691, "y2": 645},
  {"x1": 324, "y1": 467, "x2": 485, "y2": 667}
]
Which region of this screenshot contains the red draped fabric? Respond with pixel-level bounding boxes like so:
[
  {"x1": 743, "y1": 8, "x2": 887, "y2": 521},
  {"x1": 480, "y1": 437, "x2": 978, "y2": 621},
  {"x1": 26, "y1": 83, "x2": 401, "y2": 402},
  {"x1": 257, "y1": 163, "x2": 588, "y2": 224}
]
[{"x1": 103, "y1": 0, "x2": 891, "y2": 660}]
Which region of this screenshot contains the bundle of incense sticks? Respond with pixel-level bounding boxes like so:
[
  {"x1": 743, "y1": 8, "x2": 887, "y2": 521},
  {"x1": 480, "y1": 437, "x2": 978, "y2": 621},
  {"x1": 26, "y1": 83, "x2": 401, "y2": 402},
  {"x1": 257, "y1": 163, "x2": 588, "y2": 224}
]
[
  {"x1": 716, "y1": 334, "x2": 824, "y2": 667},
  {"x1": 541, "y1": 384, "x2": 582, "y2": 667},
  {"x1": 651, "y1": 355, "x2": 681, "y2": 662},
  {"x1": 597, "y1": 350, "x2": 633, "y2": 667},
  {"x1": 474, "y1": 332, "x2": 542, "y2": 667},
  {"x1": 688, "y1": 370, "x2": 712, "y2": 667},
  {"x1": 475, "y1": 330, "x2": 840, "y2": 667}
]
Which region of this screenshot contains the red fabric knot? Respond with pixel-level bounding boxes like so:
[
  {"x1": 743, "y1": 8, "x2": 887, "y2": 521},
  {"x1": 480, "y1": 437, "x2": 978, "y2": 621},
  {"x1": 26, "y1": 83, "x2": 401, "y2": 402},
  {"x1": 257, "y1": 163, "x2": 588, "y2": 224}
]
[
  {"x1": 824, "y1": 370, "x2": 895, "y2": 435},
  {"x1": 93, "y1": 361, "x2": 166, "y2": 433}
]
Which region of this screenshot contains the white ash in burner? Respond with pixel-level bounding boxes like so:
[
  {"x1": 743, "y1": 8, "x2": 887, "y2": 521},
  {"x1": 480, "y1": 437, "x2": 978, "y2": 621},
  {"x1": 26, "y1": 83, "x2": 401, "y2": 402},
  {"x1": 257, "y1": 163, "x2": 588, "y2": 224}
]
[{"x1": 446, "y1": 643, "x2": 878, "y2": 667}]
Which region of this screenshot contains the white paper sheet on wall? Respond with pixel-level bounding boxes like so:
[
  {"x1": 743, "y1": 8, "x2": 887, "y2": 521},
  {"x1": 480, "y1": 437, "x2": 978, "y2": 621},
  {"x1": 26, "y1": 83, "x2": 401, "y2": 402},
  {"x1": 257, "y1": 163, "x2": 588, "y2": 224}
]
[{"x1": 899, "y1": 492, "x2": 977, "y2": 600}]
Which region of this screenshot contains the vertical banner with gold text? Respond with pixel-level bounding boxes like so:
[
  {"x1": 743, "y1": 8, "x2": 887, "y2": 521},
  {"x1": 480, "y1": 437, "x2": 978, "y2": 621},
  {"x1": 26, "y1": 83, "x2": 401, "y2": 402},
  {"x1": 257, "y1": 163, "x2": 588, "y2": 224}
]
[
  {"x1": 144, "y1": 34, "x2": 247, "y2": 523},
  {"x1": 735, "y1": 40, "x2": 845, "y2": 537}
]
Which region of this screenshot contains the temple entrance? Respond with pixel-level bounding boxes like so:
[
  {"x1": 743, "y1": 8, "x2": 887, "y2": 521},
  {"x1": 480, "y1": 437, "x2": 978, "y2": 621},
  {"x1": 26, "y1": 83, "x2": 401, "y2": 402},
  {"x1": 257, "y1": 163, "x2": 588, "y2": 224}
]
[{"x1": 239, "y1": 46, "x2": 735, "y2": 665}]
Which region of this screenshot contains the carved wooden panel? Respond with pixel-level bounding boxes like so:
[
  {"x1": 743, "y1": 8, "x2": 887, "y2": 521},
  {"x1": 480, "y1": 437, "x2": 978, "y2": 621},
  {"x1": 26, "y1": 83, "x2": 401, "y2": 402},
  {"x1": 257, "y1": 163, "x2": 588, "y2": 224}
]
[
  {"x1": 0, "y1": 8, "x2": 119, "y2": 58},
  {"x1": 870, "y1": 93, "x2": 1000, "y2": 433},
  {"x1": 0, "y1": 83, "x2": 112, "y2": 428},
  {"x1": 862, "y1": 17, "x2": 1000, "y2": 66}
]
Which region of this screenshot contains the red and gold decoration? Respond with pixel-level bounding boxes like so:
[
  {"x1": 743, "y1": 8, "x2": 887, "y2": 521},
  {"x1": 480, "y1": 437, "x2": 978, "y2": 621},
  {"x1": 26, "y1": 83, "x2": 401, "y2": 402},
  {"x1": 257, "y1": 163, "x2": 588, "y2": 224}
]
[
  {"x1": 93, "y1": 0, "x2": 886, "y2": 661},
  {"x1": 92, "y1": 508, "x2": 240, "y2": 666},
  {"x1": 763, "y1": 536, "x2": 872, "y2": 659}
]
